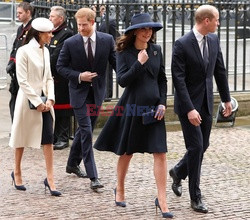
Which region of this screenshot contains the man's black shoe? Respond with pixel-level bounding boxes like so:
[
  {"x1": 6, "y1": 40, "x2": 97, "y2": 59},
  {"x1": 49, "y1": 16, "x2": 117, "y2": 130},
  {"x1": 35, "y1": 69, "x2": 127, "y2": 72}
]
[
  {"x1": 169, "y1": 168, "x2": 182, "y2": 196},
  {"x1": 53, "y1": 141, "x2": 69, "y2": 150},
  {"x1": 104, "y1": 98, "x2": 112, "y2": 102},
  {"x1": 191, "y1": 199, "x2": 208, "y2": 213},
  {"x1": 90, "y1": 178, "x2": 104, "y2": 190},
  {"x1": 66, "y1": 165, "x2": 88, "y2": 178}
]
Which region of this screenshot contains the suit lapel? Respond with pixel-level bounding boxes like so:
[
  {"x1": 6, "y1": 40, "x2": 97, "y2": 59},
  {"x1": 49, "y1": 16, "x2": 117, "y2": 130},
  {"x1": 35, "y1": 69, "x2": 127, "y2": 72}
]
[
  {"x1": 76, "y1": 34, "x2": 88, "y2": 62},
  {"x1": 206, "y1": 35, "x2": 211, "y2": 71},
  {"x1": 76, "y1": 34, "x2": 92, "y2": 70},
  {"x1": 144, "y1": 45, "x2": 156, "y2": 77},
  {"x1": 191, "y1": 31, "x2": 207, "y2": 73},
  {"x1": 191, "y1": 34, "x2": 203, "y2": 68},
  {"x1": 93, "y1": 32, "x2": 102, "y2": 70}
]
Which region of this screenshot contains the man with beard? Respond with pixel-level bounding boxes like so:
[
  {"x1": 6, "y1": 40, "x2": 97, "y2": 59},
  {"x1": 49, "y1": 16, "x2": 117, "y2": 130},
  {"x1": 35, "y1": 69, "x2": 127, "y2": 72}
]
[{"x1": 57, "y1": 7, "x2": 116, "y2": 190}]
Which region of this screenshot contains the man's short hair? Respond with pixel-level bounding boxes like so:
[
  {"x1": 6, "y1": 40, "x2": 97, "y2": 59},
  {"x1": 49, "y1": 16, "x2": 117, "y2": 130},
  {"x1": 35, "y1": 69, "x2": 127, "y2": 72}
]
[
  {"x1": 195, "y1": 5, "x2": 218, "y2": 23},
  {"x1": 75, "y1": 7, "x2": 96, "y2": 21},
  {"x1": 18, "y1": 2, "x2": 34, "y2": 15},
  {"x1": 51, "y1": 6, "x2": 67, "y2": 22}
]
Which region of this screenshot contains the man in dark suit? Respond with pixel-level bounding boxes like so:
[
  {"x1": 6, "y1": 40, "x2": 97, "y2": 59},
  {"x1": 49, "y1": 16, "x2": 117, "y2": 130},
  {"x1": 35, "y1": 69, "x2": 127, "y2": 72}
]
[
  {"x1": 98, "y1": 6, "x2": 120, "y2": 100},
  {"x1": 57, "y1": 7, "x2": 116, "y2": 190},
  {"x1": 48, "y1": 6, "x2": 74, "y2": 150},
  {"x1": 6, "y1": 2, "x2": 33, "y2": 121},
  {"x1": 170, "y1": 5, "x2": 232, "y2": 213}
]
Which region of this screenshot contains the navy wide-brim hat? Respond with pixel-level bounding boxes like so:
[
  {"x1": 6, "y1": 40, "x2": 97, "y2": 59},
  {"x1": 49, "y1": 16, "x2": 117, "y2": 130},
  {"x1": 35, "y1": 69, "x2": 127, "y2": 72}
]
[{"x1": 124, "y1": 13, "x2": 163, "y2": 34}]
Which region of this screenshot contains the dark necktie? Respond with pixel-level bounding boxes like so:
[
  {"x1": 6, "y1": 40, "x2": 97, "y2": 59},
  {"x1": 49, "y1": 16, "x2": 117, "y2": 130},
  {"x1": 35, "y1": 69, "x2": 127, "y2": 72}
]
[
  {"x1": 203, "y1": 36, "x2": 209, "y2": 70},
  {"x1": 88, "y1": 38, "x2": 94, "y2": 69}
]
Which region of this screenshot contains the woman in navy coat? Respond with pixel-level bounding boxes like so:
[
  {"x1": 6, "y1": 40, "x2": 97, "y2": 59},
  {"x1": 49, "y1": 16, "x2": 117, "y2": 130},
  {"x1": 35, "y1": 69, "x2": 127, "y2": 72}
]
[{"x1": 94, "y1": 13, "x2": 173, "y2": 218}]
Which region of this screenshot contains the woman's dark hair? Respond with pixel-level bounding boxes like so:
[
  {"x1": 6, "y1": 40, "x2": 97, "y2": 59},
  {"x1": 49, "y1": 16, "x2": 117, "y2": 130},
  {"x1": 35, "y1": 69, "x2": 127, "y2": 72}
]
[
  {"x1": 23, "y1": 27, "x2": 40, "y2": 45},
  {"x1": 116, "y1": 29, "x2": 156, "y2": 52},
  {"x1": 116, "y1": 31, "x2": 135, "y2": 52}
]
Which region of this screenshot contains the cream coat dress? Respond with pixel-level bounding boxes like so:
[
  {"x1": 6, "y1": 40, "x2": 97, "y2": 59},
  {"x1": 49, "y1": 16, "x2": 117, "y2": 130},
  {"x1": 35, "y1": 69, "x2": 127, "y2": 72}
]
[{"x1": 9, "y1": 38, "x2": 55, "y2": 149}]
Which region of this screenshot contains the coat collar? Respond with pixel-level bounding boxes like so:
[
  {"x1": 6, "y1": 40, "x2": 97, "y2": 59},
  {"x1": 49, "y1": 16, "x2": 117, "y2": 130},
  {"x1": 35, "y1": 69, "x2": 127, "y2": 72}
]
[
  {"x1": 17, "y1": 19, "x2": 32, "y2": 39},
  {"x1": 191, "y1": 30, "x2": 208, "y2": 72},
  {"x1": 52, "y1": 22, "x2": 67, "y2": 33},
  {"x1": 29, "y1": 38, "x2": 42, "y2": 48},
  {"x1": 129, "y1": 43, "x2": 157, "y2": 77},
  {"x1": 82, "y1": 31, "x2": 96, "y2": 44}
]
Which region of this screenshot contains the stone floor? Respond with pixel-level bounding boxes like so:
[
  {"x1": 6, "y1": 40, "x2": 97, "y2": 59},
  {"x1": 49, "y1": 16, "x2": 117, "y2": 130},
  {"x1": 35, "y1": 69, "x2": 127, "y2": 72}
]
[{"x1": 1, "y1": 87, "x2": 250, "y2": 220}]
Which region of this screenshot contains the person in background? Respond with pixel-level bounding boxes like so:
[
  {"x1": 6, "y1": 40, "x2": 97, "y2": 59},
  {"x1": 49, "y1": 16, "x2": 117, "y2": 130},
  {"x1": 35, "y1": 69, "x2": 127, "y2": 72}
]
[
  {"x1": 98, "y1": 5, "x2": 120, "y2": 101},
  {"x1": 9, "y1": 17, "x2": 61, "y2": 196},
  {"x1": 170, "y1": 5, "x2": 232, "y2": 213},
  {"x1": 94, "y1": 13, "x2": 173, "y2": 218},
  {"x1": 48, "y1": 6, "x2": 74, "y2": 150},
  {"x1": 57, "y1": 7, "x2": 116, "y2": 190},
  {"x1": 6, "y1": 2, "x2": 33, "y2": 121}
]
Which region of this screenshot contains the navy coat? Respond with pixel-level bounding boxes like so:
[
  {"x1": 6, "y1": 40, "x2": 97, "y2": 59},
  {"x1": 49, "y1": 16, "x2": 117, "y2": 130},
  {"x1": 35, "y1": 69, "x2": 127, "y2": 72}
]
[{"x1": 94, "y1": 43, "x2": 167, "y2": 155}]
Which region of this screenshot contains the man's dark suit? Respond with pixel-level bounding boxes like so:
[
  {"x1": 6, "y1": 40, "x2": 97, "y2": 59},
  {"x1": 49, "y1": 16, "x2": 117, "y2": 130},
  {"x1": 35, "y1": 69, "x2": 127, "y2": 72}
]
[
  {"x1": 57, "y1": 31, "x2": 116, "y2": 179},
  {"x1": 48, "y1": 22, "x2": 73, "y2": 147},
  {"x1": 98, "y1": 17, "x2": 120, "y2": 99},
  {"x1": 171, "y1": 30, "x2": 231, "y2": 201},
  {"x1": 6, "y1": 19, "x2": 32, "y2": 121}
]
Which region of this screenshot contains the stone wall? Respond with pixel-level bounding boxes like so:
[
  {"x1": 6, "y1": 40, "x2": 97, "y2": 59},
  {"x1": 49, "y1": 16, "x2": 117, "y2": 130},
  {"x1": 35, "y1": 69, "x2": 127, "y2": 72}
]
[{"x1": 96, "y1": 92, "x2": 250, "y2": 128}]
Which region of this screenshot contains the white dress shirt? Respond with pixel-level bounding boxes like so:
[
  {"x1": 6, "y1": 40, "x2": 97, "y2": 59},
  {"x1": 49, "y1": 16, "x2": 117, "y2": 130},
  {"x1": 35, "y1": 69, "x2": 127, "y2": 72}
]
[
  {"x1": 193, "y1": 27, "x2": 207, "y2": 58},
  {"x1": 79, "y1": 32, "x2": 97, "y2": 83}
]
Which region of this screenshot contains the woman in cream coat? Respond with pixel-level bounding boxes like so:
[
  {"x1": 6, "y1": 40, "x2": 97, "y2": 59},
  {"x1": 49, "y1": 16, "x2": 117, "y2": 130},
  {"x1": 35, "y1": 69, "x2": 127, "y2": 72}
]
[{"x1": 9, "y1": 17, "x2": 61, "y2": 196}]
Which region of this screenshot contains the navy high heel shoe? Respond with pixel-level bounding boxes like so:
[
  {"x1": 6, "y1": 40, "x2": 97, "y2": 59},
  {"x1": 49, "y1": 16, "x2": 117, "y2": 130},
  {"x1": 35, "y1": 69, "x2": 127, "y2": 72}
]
[
  {"x1": 114, "y1": 188, "x2": 126, "y2": 207},
  {"x1": 11, "y1": 171, "x2": 26, "y2": 191},
  {"x1": 44, "y1": 178, "x2": 61, "y2": 197},
  {"x1": 155, "y1": 198, "x2": 174, "y2": 218}
]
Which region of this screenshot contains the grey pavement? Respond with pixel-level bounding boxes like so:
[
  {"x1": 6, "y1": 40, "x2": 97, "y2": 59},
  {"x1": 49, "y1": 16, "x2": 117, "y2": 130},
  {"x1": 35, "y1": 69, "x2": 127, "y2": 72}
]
[{"x1": 1, "y1": 82, "x2": 250, "y2": 220}]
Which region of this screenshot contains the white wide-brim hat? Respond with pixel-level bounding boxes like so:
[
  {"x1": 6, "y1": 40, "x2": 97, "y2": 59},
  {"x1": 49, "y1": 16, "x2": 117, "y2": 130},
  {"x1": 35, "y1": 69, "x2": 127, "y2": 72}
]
[{"x1": 31, "y1": 17, "x2": 53, "y2": 32}]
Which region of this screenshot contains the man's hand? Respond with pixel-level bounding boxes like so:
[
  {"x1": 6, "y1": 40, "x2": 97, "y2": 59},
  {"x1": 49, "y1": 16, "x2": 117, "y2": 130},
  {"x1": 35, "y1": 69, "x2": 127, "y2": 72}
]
[
  {"x1": 187, "y1": 109, "x2": 202, "y2": 126},
  {"x1": 80, "y1": 71, "x2": 98, "y2": 82},
  {"x1": 222, "y1": 101, "x2": 232, "y2": 117}
]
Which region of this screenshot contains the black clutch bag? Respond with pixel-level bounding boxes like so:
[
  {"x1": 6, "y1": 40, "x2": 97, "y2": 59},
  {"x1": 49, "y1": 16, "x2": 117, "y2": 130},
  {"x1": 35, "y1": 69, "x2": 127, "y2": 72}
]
[
  {"x1": 142, "y1": 111, "x2": 159, "y2": 125},
  {"x1": 28, "y1": 96, "x2": 47, "y2": 110}
]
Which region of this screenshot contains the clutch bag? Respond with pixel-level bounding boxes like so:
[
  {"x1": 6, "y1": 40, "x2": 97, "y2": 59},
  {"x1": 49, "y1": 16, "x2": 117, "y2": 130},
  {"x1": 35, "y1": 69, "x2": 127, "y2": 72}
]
[
  {"x1": 28, "y1": 96, "x2": 47, "y2": 110},
  {"x1": 142, "y1": 111, "x2": 159, "y2": 125}
]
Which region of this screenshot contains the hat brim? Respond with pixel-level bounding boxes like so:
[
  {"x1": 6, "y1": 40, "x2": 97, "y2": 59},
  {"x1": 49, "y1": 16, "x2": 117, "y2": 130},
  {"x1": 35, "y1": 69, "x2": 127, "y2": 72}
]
[
  {"x1": 124, "y1": 22, "x2": 163, "y2": 34},
  {"x1": 31, "y1": 18, "x2": 54, "y2": 32}
]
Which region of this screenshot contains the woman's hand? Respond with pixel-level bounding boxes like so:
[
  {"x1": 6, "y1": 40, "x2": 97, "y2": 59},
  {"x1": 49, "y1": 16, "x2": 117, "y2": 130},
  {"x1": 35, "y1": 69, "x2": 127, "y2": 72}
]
[
  {"x1": 37, "y1": 100, "x2": 53, "y2": 112},
  {"x1": 37, "y1": 103, "x2": 46, "y2": 112},
  {"x1": 138, "y1": 49, "x2": 149, "y2": 65},
  {"x1": 44, "y1": 99, "x2": 54, "y2": 111},
  {"x1": 155, "y1": 104, "x2": 166, "y2": 120}
]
